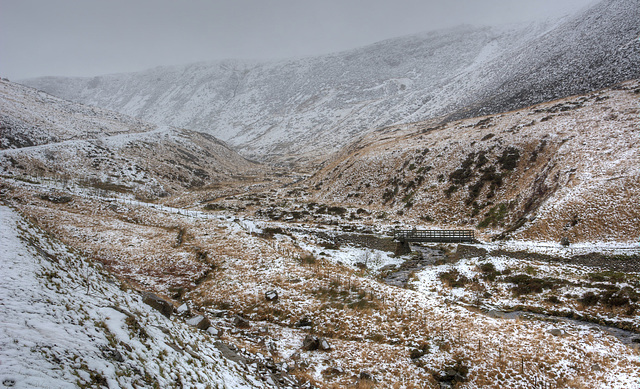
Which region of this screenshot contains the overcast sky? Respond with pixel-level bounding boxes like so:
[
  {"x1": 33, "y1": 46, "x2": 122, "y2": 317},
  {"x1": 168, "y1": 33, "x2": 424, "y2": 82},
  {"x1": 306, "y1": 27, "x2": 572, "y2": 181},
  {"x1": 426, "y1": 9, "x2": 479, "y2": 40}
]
[{"x1": 1, "y1": 0, "x2": 597, "y2": 80}]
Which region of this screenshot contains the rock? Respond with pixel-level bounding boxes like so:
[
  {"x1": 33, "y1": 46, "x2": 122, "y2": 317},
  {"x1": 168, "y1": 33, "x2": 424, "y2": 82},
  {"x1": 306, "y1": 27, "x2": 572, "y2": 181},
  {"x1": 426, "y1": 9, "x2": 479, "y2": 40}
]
[
  {"x1": 155, "y1": 326, "x2": 171, "y2": 335},
  {"x1": 379, "y1": 264, "x2": 398, "y2": 273},
  {"x1": 186, "y1": 315, "x2": 211, "y2": 331},
  {"x1": 302, "y1": 334, "x2": 319, "y2": 351},
  {"x1": 276, "y1": 362, "x2": 289, "y2": 372},
  {"x1": 560, "y1": 237, "x2": 571, "y2": 247},
  {"x1": 359, "y1": 371, "x2": 374, "y2": 381},
  {"x1": 209, "y1": 309, "x2": 226, "y2": 318},
  {"x1": 207, "y1": 327, "x2": 221, "y2": 336},
  {"x1": 100, "y1": 347, "x2": 124, "y2": 362},
  {"x1": 265, "y1": 290, "x2": 278, "y2": 302},
  {"x1": 176, "y1": 303, "x2": 190, "y2": 315},
  {"x1": 322, "y1": 366, "x2": 344, "y2": 376},
  {"x1": 591, "y1": 363, "x2": 602, "y2": 371},
  {"x1": 318, "y1": 337, "x2": 332, "y2": 351},
  {"x1": 214, "y1": 341, "x2": 246, "y2": 364},
  {"x1": 485, "y1": 310, "x2": 507, "y2": 319},
  {"x1": 295, "y1": 317, "x2": 313, "y2": 328},
  {"x1": 548, "y1": 328, "x2": 565, "y2": 336},
  {"x1": 233, "y1": 315, "x2": 251, "y2": 328},
  {"x1": 142, "y1": 293, "x2": 172, "y2": 318}
]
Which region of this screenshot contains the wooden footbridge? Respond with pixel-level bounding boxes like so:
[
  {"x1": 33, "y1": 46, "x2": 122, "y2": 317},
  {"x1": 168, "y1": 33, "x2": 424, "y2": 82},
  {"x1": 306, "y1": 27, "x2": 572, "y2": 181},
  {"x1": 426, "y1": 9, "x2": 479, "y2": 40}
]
[{"x1": 394, "y1": 229, "x2": 475, "y2": 243}]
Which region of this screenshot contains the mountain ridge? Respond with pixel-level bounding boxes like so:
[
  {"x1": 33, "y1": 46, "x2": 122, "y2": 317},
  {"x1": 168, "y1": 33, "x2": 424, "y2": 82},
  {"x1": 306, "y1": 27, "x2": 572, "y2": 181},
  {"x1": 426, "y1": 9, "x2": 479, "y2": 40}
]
[{"x1": 20, "y1": 0, "x2": 640, "y2": 164}]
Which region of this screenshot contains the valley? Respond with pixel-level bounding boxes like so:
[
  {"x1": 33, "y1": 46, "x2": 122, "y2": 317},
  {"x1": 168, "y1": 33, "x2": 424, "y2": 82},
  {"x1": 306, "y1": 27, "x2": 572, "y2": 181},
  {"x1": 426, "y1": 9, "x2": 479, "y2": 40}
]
[
  {"x1": 1, "y1": 159, "x2": 639, "y2": 387},
  {"x1": 1, "y1": 0, "x2": 639, "y2": 385}
]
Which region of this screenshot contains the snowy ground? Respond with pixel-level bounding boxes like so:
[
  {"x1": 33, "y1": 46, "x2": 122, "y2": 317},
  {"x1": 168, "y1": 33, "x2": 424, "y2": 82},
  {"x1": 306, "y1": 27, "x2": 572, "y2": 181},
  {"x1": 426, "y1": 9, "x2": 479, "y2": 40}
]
[
  {"x1": 2, "y1": 180, "x2": 640, "y2": 388},
  {"x1": 0, "y1": 204, "x2": 268, "y2": 388}
]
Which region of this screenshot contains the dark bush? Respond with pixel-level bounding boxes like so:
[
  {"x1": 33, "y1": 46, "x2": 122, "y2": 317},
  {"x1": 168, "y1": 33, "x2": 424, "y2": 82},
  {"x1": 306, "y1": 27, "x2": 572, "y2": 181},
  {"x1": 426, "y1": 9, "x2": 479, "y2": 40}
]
[
  {"x1": 498, "y1": 147, "x2": 521, "y2": 171},
  {"x1": 439, "y1": 269, "x2": 469, "y2": 288},
  {"x1": 504, "y1": 274, "x2": 559, "y2": 296},
  {"x1": 578, "y1": 291, "x2": 599, "y2": 306}
]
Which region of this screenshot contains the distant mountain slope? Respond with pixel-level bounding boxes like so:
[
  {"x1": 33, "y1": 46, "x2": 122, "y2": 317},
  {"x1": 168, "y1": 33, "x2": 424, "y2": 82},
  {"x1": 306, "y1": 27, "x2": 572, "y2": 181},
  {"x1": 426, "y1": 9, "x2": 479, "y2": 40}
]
[
  {"x1": 307, "y1": 80, "x2": 640, "y2": 243},
  {"x1": 0, "y1": 79, "x2": 263, "y2": 197},
  {"x1": 0, "y1": 80, "x2": 156, "y2": 149},
  {"x1": 21, "y1": 0, "x2": 640, "y2": 164}
]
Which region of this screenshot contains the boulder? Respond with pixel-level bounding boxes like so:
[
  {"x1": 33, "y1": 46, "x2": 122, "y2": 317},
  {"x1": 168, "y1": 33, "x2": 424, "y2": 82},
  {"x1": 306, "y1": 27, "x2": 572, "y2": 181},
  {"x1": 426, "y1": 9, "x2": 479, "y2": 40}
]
[
  {"x1": 302, "y1": 335, "x2": 319, "y2": 351},
  {"x1": 265, "y1": 290, "x2": 279, "y2": 302},
  {"x1": 548, "y1": 328, "x2": 565, "y2": 336},
  {"x1": 142, "y1": 293, "x2": 172, "y2": 318},
  {"x1": 176, "y1": 303, "x2": 190, "y2": 315},
  {"x1": 318, "y1": 337, "x2": 332, "y2": 351},
  {"x1": 233, "y1": 315, "x2": 251, "y2": 328},
  {"x1": 186, "y1": 315, "x2": 211, "y2": 331},
  {"x1": 359, "y1": 371, "x2": 374, "y2": 381}
]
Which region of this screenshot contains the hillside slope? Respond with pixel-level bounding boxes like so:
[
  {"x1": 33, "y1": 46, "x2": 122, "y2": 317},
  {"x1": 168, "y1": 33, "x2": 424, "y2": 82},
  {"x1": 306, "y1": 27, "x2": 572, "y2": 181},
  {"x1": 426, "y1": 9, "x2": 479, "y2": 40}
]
[
  {"x1": 0, "y1": 79, "x2": 264, "y2": 197},
  {"x1": 0, "y1": 204, "x2": 268, "y2": 388},
  {"x1": 21, "y1": 0, "x2": 640, "y2": 164},
  {"x1": 307, "y1": 80, "x2": 640, "y2": 243}
]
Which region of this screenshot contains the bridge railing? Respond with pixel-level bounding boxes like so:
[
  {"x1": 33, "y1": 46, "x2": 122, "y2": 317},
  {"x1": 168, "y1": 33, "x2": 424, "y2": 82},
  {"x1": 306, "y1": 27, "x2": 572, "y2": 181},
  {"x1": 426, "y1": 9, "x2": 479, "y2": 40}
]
[{"x1": 394, "y1": 229, "x2": 475, "y2": 243}]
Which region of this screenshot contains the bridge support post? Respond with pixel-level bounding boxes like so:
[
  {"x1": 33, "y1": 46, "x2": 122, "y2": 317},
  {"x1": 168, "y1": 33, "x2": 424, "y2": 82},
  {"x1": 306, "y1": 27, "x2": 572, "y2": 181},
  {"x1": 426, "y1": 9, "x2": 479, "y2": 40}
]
[{"x1": 395, "y1": 241, "x2": 411, "y2": 256}]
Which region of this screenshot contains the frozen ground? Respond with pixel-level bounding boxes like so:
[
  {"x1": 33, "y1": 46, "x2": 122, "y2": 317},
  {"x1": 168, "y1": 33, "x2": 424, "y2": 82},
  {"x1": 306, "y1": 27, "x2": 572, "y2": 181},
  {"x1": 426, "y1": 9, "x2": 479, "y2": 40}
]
[{"x1": 0, "y1": 204, "x2": 268, "y2": 388}]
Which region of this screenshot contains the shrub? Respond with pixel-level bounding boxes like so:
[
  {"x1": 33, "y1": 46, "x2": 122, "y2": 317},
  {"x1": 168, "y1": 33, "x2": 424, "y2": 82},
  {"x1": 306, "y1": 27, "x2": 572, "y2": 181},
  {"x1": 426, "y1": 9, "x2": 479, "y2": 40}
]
[
  {"x1": 439, "y1": 269, "x2": 469, "y2": 288},
  {"x1": 477, "y1": 203, "x2": 508, "y2": 228},
  {"x1": 497, "y1": 147, "x2": 520, "y2": 171},
  {"x1": 504, "y1": 274, "x2": 560, "y2": 296},
  {"x1": 578, "y1": 291, "x2": 599, "y2": 306}
]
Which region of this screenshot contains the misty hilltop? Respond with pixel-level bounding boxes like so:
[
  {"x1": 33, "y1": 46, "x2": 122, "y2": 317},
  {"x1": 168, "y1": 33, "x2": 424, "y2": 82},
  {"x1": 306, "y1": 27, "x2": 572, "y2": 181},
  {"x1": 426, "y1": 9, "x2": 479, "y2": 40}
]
[
  {"x1": 0, "y1": 80, "x2": 263, "y2": 197},
  {"x1": 21, "y1": 0, "x2": 640, "y2": 164}
]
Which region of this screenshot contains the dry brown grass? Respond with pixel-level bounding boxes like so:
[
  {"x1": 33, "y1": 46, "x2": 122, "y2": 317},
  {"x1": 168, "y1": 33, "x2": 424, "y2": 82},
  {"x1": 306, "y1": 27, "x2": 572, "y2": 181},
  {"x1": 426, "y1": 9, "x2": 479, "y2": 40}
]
[{"x1": 5, "y1": 181, "x2": 640, "y2": 389}]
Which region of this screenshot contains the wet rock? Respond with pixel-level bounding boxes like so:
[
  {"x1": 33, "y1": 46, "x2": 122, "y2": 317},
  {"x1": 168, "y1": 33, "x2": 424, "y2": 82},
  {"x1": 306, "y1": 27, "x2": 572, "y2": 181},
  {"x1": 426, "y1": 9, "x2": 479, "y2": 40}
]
[
  {"x1": 142, "y1": 293, "x2": 172, "y2": 318},
  {"x1": 265, "y1": 290, "x2": 278, "y2": 302}
]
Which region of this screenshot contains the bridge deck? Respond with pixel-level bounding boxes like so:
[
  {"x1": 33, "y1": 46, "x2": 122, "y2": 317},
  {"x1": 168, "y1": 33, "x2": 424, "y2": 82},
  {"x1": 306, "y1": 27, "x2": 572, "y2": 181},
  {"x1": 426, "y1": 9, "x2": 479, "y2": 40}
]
[{"x1": 394, "y1": 229, "x2": 475, "y2": 243}]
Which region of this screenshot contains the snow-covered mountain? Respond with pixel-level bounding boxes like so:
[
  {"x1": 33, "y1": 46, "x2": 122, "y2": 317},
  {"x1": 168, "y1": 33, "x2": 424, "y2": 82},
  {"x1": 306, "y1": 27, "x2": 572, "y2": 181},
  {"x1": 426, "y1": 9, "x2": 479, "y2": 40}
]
[
  {"x1": 21, "y1": 0, "x2": 640, "y2": 164},
  {"x1": 0, "y1": 79, "x2": 262, "y2": 197}
]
